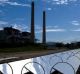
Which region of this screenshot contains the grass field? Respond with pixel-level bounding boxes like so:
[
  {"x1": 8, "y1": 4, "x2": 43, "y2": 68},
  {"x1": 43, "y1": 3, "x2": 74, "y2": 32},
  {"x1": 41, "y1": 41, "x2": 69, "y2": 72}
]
[
  {"x1": 0, "y1": 43, "x2": 77, "y2": 53},
  {"x1": 0, "y1": 44, "x2": 46, "y2": 53}
]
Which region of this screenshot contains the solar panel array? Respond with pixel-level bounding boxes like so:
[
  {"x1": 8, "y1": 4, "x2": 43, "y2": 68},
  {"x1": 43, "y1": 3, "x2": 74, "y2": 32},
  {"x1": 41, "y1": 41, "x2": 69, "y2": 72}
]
[{"x1": 0, "y1": 49, "x2": 80, "y2": 74}]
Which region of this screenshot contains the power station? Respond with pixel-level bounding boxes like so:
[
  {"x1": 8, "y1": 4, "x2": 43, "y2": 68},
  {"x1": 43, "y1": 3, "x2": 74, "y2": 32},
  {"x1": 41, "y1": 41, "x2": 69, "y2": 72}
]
[{"x1": 30, "y1": 1, "x2": 46, "y2": 44}]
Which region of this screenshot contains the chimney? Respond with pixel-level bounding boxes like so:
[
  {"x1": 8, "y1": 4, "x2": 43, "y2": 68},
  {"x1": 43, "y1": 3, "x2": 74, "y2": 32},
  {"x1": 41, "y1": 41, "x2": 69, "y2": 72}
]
[
  {"x1": 31, "y1": 1, "x2": 35, "y2": 43},
  {"x1": 42, "y1": 11, "x2": 46, "y2": 44}
]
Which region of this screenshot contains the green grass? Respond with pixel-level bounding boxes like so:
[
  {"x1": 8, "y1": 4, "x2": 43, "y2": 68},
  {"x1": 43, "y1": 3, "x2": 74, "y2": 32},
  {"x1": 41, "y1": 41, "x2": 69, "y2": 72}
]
[{"x1": 0, "y1": 45, "x2": 46, "y2": 53}]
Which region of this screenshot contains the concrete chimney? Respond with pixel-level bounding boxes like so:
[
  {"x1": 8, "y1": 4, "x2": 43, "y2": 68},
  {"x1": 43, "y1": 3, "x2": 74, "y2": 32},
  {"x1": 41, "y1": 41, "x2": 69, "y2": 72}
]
[
  {"x1": 42, "y1": 11, "x2": 46, "y2": 44},
  {"x1": 31, "y1": 1, "x2": 35, "y2": 43}
]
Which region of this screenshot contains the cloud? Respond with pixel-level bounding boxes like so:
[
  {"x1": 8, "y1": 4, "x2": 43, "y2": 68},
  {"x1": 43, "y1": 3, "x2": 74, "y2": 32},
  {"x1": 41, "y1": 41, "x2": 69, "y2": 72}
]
[
  {"x1": 0, "y1": 0, "x2": 8, "y2": 5},
  {"x1": 0, "y1": 0, "x2": 31, "y2": 7},
  {"x1": 53, "y1": 0, "x2": 68, "y2": 5},
  {"x1": 0, "y1": 21, "x2": 10, "y2": 28},
  {"x1": 47, "y1": 8, "x2": 52, "y2": 11},
  {"x1": 0, "y1": 0, "x2": 8, "y2": 2},
  {"x1": 0, "y1": 22, "x2": 29, "y2": 31},
  {"x1": 43, "y1": 0, "x2": 78, "y2": 5},
  {"x1": 35, "y1": 30, "x2": 42, "y2": 33},
  {"x1": 46, "y1": 26, "x2": 51, "y2": 28},
  {"x1": 35, "y1": 25, "x2": 42, "y2": 30},
  {"x1": 53, "y1": 26, "x2": 59, "y2": 28},
  {"x1": 72, "y1": 28, "x2": 80, "y2": 31},
  {"x1": 13, "y1": 24, "x2": 28, "y2": 31},
  {"x1": 46, "y1": 28, "x2": 66, "y2": 32},
  {"x1": 71, "y1": 21, "x2": 80, "y2": 26},
  {"x1": 6, "y1": 2, "x2": 31, "y2": 7},
  {"x1": 0, "y1": 21, "x2": 8, "y2": 25},
  {"x1": 0, "y1": 27, "x2": 3, "y2": 30},
  {"x1": 12, "y1": 24, "x2": 27, "y2": 31},
  {"x1": 36, "y1": 28, "x2": 66, "y2": 33},
  {"x1": 47, "y1": 25, "x2": 59, "y2": 29}
]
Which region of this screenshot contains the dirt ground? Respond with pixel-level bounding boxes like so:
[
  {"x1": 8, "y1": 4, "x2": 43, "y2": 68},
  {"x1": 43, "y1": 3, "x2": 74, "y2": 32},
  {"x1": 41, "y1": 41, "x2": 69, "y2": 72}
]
[{"x1": 0, "y1": 49, "x2": 67, "y2": 64}]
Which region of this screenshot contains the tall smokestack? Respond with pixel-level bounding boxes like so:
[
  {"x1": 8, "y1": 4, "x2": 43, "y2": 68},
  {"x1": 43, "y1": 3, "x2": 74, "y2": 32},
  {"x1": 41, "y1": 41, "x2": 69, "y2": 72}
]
[
  {"x1": 42, "y1": 11, "x2": 46, "y2": 44},
  {"x1": 31, "y1": 1, "x2": 35, "y2": 43}
]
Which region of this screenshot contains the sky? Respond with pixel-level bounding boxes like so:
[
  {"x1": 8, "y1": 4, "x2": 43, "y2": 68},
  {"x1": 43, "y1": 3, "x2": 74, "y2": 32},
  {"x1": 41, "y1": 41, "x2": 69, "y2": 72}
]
[{"x1": 0, "y1": 0, "x2": 80, "y2": 43}]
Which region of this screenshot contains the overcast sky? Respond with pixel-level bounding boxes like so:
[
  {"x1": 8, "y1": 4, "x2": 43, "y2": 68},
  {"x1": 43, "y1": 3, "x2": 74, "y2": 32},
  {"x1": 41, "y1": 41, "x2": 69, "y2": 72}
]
[{"x1": 0, "y1": 0, "x2": 80, "y2": 43}]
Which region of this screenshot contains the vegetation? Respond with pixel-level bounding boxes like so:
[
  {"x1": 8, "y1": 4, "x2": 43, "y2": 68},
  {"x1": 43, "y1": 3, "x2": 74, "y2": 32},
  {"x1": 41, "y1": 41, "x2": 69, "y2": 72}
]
[
  {"x1": 0, "y1": 41, "x2": 80, "y2": 53},
  {"x1": 0, "y1": 43, "x2": 46, "y2": 53},
  {"x1": 46, "y1": 41, "x2": 80, "y2": 50}
]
